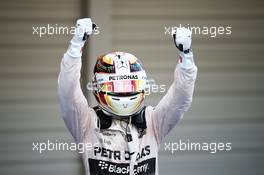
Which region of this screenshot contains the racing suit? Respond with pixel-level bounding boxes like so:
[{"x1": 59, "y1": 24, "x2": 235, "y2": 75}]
[{"x1": 58, "y1": 51, "x2": 197, "y2": 175}]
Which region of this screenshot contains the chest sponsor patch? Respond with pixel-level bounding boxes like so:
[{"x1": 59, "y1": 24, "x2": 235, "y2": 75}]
[
  {"x1": 88, "y1": 158, "x2": 156, "y2": 175},
  {"x1": 94, "y1": 145, "x2": 151, "y2": 161}
]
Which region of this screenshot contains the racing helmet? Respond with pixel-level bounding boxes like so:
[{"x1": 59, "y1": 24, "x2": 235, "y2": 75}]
[{"x1": 93, "y1": 52, "x2": 147, "y2": 117}]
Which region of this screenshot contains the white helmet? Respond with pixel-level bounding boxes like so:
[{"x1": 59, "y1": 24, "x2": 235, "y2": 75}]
[{"x1": 93, "y1": 52, "x2": 147, "y2": 117}]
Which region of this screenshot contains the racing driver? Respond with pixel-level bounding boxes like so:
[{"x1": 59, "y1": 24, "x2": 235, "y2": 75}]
[{"x1": 58, "y1": 18, "x2": 197, "y2": 175}]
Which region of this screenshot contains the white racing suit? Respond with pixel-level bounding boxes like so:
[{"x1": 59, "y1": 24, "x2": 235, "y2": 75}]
[{"x1": 58, "y1": 52, "x2": 197, "y2": 175}]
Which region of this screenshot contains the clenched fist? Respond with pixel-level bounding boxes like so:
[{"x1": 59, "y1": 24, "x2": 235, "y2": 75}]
[
  {"x1": 173, "y1": 27, "x2": 192, "y2": 53},
  {"x1": 67, "y1": 18, "x2": 96, "y2": 58},
  {"x1": 74, "y1": 18, "x2": 95, "y2": 41}
]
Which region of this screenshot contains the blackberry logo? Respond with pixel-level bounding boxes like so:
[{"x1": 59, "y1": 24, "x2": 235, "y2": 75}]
[
  {"x1": 98, "y1": 161, "x2": 108, "y2": 170},
  {"x1": 89, "y1": 158, "x2": 156, "y2": 174}
]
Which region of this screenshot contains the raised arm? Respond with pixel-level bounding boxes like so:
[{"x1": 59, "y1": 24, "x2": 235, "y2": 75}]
[
  {"x1": 151, "y1": 28, "x2": 198, "y2": 143},
  {"x1": 58, "y1": 18, "x2": 94, "y2": 143}
]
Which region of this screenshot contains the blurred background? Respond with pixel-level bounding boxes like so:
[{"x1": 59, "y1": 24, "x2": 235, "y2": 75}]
[{"x1": 0, "y1": 0, "x2": 264, "y2": 174}]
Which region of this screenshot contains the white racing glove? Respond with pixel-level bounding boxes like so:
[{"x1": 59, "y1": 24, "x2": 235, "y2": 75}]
[
  {"x1": 67, "y1": 18, "x2": 96, "y2": 58},
  {"x1": 173, "y1": 27, "x2": 194, "y2": 69}
]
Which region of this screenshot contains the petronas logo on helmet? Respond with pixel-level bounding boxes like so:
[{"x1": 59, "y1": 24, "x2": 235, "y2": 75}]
[{"x1": 109, "y1": 75, "x2": 138, "y2": 81}]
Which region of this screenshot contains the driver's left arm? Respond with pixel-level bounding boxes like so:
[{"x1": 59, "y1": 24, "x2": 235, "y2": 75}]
[{"x1": 150, "y1": 28, "x2": 198, "y2": 144}]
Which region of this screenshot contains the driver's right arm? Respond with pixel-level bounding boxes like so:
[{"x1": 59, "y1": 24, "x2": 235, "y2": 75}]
[{"x1": 58, "y1": 18, "x2": 94, "y2": 143}]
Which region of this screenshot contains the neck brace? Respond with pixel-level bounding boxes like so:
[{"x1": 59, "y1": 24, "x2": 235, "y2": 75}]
[{"x1": 93, "y1": 106, "x2": 147, "y2": 132}]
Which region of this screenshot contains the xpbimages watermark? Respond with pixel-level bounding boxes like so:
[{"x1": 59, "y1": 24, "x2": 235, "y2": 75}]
[
  {"x1": 163, "y1": 139, "x2": 232, "y2": 154},
  {"x1": 32, "y1": 24, "x2": 100, "y2": 37},
  {"x1": 86, "y1": 79, "x2": 167, "y2": 96},
  {"x1": 32, "y1": 139, "x2": 100, "y2": 154},
  {"x1": 165, "y1": 24, "x2": 232, "y2": 38}
]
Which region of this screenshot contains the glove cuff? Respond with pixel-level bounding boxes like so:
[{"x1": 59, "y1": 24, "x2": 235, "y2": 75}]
[
  {"x1": 179, "y1": 51, "x2": 195, "y2": 69},
  {"x1": 66, "y1": 36, "x2": 86, "y2": 58}
]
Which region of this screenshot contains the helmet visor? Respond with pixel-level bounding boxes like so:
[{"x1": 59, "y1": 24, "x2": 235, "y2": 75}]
[{"x1": 97, "y1": 79, "x2": 145, "y2": 94}]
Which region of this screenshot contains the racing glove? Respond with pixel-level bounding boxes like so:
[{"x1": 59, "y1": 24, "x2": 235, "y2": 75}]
[
  {"x1": 67, "y1": 18, "x2": 95, "y2": 58},
  {"x1": 173, "y1": 27, "x2": 194, "y2": 69}
]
